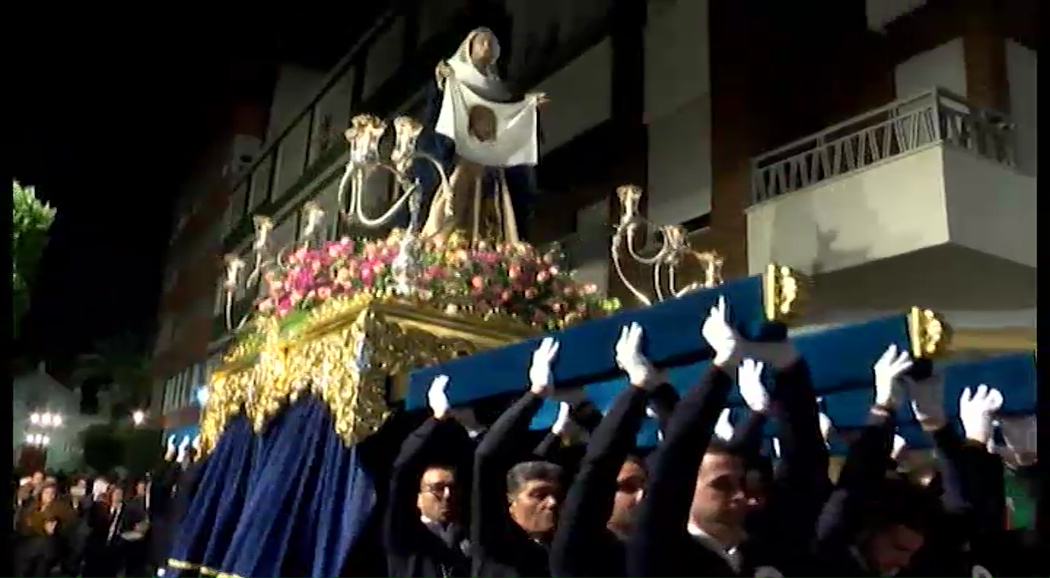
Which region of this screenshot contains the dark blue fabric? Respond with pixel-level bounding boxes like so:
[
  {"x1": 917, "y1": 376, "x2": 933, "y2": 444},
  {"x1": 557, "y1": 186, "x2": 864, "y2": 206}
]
[
  {"x1": 407, "y1": 275, "x2": 767, "y2": 409},
  {"x1": 167, "y1": 414, "x2": 250, "y2": 569},
  {"x1": 200, "y1": 418, "x2": 257, "y2": 569},
  {"x1": 219, "y1": 396, "x2": 375, "y2": 577},
  {"x1": 165, "y1": 396, "x2": 376, "y2": 577}
]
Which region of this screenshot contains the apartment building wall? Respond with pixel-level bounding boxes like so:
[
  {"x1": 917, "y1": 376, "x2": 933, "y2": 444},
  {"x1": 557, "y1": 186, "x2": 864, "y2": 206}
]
[
  {"x1": 152, "y1": 102, "x2": 269, "y2": 432},
  {"x1": 159, "y1": 0, "x2": 1036, "y2": 401}
]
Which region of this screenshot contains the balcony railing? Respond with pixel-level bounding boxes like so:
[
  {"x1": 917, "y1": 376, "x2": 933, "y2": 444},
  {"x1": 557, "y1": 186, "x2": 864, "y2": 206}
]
[{"x1": 750, "y1": 88, "x2": 1015, "y2": 205}]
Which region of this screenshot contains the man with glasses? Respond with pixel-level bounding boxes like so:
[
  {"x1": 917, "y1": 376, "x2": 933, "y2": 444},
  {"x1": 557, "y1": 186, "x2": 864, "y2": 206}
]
[{"x1": 385, "y1": 375, "x2": 473, "y2": 578}]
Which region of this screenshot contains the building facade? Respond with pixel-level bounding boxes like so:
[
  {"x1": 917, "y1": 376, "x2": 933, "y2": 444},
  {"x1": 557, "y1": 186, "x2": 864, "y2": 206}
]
[
  {"x1": 153, "y1": 0, "x2": 1037, "y2": 420},
  {"x1": 12, "y1": 365, "x2": 111, "y2": 472}
]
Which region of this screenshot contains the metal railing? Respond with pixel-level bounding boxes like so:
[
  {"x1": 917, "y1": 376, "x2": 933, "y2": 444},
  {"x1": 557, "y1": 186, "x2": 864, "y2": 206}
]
[{"x1": 750, "y1": 88, "x2": 1015, "y2": 205}]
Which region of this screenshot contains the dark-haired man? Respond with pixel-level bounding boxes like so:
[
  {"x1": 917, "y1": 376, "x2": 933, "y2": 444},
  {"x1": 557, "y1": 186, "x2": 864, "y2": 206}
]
[
  {"x1": 627, "y1": 297, "x2": 809, "y2": 577},
  {"x1": 549, "y1": 322, "x2": 656, "y2": 577},
  {"x1": 814, "y1": 345, "x2": 935, "y2": 577},
  {"x1": 471, "y1": 337, "x2": 564, "y2": 577},
  {"x1": 385, "y1": 375, "x2": 474, "y2": 578}
]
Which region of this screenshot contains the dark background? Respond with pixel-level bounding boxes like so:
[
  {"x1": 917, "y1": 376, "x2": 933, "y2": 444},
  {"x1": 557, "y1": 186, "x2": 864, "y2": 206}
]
[{"x1": 11, "y1": 7, "x2": 384, "y2": 372}]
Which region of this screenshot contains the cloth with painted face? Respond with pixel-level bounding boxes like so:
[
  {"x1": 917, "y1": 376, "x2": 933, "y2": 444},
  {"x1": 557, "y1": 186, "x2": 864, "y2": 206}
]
[{"x1": 408, "y1": 27, "x2": 541, "y2": 246}]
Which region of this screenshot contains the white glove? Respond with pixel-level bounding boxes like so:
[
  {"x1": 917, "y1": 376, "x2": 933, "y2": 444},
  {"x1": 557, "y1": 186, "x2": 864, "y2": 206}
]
[
  {"x1": 164, "y1": 436, "x2": 177, "y2": 461},
  {"x1": 528, "y1": 337, "x2": 560, "y2": 395},
  {"x1": 815, "y1": 406, "x2": 833, "y2": 448},
  {"x1": 999, "y1": 415, "x2": 1036, "y2": 465},
  {"x1": 892, "y1": 434, "x2": 908, "y2": 461},
  {"x1": 771, "y1": 437, "x2": 782, "y2": 460},
  {"x1": 908, "y1": 373, "x2": 946, "y2": 428},
  {"x1": 737, "y1": 358, "x2": 771, "y2": 414},
  {"x1": 872, "y1": 344, "x2": 913, "y2": 409},
  {"x1": 714, "y1": 408, "x2": 734, "y2": 441},
  {"x1": 177, "y1": 436, "x2": 191, "y2": 462},
  {"x1": 616, "y1": 322, "x2": 657, "y2": 387},
  {"x1": 551, "y1": 402, "x2": 573, "y2": 435},
  {"x1": 427, "y1": 375, "x2": 451, "y2": 419},
  {"x1": 959, "y1": 384, "x2": 1003, "y2": 444},
  {"x1": 816, "y1": 397, "x2": 834, "y2": 447},
  {"x1": 702, "y1": 297, "x2": 742, "y2": 368}
]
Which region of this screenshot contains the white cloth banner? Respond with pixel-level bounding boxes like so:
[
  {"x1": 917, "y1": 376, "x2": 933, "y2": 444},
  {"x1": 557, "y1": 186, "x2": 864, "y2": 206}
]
[{"x1": 436, "y1": 76, "x2": 538, "y2": 168}]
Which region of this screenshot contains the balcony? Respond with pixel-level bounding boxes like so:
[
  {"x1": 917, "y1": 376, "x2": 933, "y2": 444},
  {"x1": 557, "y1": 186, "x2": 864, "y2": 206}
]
[{"x1": 746, "y1": 88, "x2": 1036, "y2": 333}]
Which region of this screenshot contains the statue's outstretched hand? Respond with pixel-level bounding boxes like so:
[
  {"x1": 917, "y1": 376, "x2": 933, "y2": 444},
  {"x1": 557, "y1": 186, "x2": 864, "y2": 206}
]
[
  {"x1": 527, "y1": 92, "x2": 550, "y2": 106},
  {"x1": 436, "y1": 61, "x2": 453, "y2": 89}
]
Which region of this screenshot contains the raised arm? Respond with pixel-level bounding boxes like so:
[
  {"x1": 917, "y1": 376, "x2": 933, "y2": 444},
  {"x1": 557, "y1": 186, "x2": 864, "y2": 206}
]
[
  {"x1": 627, "y1": 298, "x2": 745, "y2": 576},
  {"x1": 471, "y1": 338, "x2": 558, "y2": 564},
  {"x1": 816, "y1": 344, "x2": 912, "y2": 548},
  {"x1": 551, "y1": 322, "x2": 657, "y2": 577},
  {"x1": 386, "y1": 376, "x2": 467, "y2": 556}
]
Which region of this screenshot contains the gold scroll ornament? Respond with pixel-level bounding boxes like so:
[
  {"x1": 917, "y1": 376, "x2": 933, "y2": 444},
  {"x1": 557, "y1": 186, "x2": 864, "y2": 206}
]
[{"x1": 198, "y1": 293, "x2": 537, "y2": 454}]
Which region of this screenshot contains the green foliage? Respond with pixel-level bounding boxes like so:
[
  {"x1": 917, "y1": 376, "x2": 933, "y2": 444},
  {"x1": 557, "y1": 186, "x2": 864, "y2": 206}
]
[
  {"x1": 79, "y1": 423, "x2": 123, "y2": 475},
  {"x1": 13, "y1": 180, "x2": 56, "y2": 337},
  {"x1": 79, "y1": 422, "x2": 164, "y2": 478},
  {"x1": 71, "y1": 334, "x2": 154, "y2": 409}
]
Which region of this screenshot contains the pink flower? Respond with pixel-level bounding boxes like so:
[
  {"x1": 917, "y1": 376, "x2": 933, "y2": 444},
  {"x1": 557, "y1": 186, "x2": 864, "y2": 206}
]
[
  {"x1": 318, "y1": 286, "x2": 332, "y2": 299},
  {"x1": 471, "y1": 276, "x2": 484, "y2": 289},
  {"x1": 537, "y1": 271, "x2": 550, "y2": 283},
  {"x1": 258, "y1": 299, "x2": 274, "y2": 313},
  {"x1": 336, "y1": 268, "x2": 351, "y2": 282},
  {"x1": 507, "y1": 264, "x2": 521, "y2": 280}
]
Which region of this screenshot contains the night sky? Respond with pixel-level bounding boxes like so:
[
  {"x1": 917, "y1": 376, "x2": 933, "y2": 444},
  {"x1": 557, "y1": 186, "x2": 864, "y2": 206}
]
[
  {"x1": 12, "y1": 10, "x2": 383, "y2": 372},
  {"x1": 12, "y1": 16, "x2": 242, "y2": 370}
]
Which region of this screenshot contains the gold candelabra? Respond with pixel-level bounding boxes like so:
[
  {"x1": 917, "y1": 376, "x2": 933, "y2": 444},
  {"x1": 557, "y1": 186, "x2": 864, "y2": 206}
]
[
  {"x1": 221, "y1": 113, "x2": 453, "y2": 332},
  {"x1": 611, "y1": 185, "x2": 723, "y2": 306}
]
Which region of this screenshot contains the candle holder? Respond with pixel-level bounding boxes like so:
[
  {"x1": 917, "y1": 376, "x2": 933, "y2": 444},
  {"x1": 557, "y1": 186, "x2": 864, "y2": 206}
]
[
  {"x1": 221, "y1": 112, "x2": 451, "y2": 332},
  {"x1": 611, "y1": 185, "x2": 724, "y2": 306}
]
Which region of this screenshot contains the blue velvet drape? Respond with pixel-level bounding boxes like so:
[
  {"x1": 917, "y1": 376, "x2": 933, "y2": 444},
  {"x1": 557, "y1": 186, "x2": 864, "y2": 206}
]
[{"x1": 166, "y1": 395, "x2": 376, "y2": 577}]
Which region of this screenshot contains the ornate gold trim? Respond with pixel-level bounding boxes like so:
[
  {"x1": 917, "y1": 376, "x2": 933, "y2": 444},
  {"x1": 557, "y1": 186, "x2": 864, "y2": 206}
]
[
  {"x1": 201, "y1": 295, "x2": 537, "y2": 455},
  {"x1": 907, "y1": 306, "x2": 952, "y2": 358},
  {"x1": 762, "y1": 264, "x2": 807, "y2": 322}
]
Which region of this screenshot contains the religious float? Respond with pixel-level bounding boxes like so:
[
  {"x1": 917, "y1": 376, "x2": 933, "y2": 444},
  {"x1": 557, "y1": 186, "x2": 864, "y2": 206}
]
[{"x1": 166, "y1": 28, "x2": 1037, "y2": 578}]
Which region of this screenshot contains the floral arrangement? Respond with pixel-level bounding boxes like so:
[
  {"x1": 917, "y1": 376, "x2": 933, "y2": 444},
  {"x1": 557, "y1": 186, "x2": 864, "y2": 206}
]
[{"x1": 254, "y1": 230, "x2": 621, "y2": 332}]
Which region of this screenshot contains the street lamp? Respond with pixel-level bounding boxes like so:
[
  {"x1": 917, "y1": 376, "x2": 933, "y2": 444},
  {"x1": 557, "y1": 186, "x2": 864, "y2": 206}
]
[
  {"x1": 132, "y1": 410, "x2": 146, "y2": 426},
  {"x1": 29, "y1": 411, "x2": 63, "y2": 428},
  {"x1": 24, "y1": 433, "x2": 50, "y2": 447}
]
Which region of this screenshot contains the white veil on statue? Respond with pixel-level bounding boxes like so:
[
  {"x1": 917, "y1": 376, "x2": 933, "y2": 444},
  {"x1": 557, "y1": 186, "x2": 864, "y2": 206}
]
[
  {"x1": 442, "y1": 27, "x2": 510, "y2": 102},
  {"x1": 422, "y1": 27, "x2": 541, "y2": 246}
]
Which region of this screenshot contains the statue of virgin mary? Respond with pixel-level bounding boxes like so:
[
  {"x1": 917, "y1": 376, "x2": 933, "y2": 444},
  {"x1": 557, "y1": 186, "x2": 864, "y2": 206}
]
[{"x1": 411, "y1": 27, "x2": 544, "y2": 246}]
